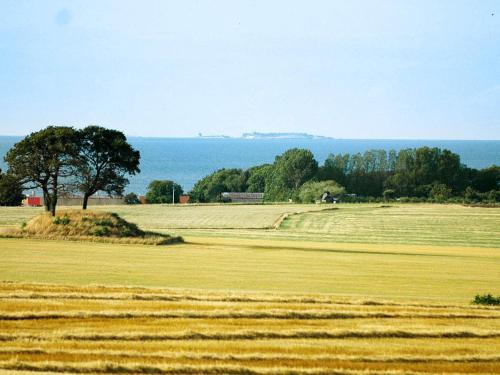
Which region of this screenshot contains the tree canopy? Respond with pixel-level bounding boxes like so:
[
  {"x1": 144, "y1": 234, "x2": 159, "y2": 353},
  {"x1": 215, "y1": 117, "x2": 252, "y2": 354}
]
[
  {"x1": 145, "y1": 180, "x2": 183, "y2": 204},
  {"x1": 264, "y1": 148, "x2": 318, "y2": 201},
  {"x1": 189, "y1": 168, "x2": 248, "y2": 203},
  {"x1": 5, "y1": 126, "x2": 79, "y2": 215},
  {"x1": 73, "y1": 126, "x2": 140, "y2": 209}
]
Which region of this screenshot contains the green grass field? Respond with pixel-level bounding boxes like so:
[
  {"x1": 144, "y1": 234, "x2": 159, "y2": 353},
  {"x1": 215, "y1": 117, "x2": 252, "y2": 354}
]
[{"x1": 0, "y1": 203, "x2": 499, "y2": 373}]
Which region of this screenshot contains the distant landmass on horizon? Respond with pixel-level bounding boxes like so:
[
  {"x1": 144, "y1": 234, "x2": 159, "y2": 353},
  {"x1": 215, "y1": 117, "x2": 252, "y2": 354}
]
[{"x1": 197, "y1": 132, "x2": 332, "y2": 139}]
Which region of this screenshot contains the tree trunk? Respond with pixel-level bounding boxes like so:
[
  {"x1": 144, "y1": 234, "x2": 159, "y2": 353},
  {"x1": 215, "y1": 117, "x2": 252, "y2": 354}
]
[
  {"x1": 43, "y1": 190, "x2": 50, "y2": 212},
  {"x1": 82, "y1": 193, "x2": 90, "y2": 210}
]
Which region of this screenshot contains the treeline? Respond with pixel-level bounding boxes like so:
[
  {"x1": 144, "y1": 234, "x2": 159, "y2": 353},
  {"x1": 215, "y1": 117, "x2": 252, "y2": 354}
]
[
  {"x1": 189, "y1": 147, "x2": 499, "y2": 203},
  {"x1": 1, "y1": 126, "x2": 140, "y2": 214}
]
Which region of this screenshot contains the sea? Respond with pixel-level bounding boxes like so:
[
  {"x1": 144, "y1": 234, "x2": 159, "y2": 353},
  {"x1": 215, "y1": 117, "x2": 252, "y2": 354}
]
[{"x1": 0, "y1": 136, "x2": 499, "y2": 195}]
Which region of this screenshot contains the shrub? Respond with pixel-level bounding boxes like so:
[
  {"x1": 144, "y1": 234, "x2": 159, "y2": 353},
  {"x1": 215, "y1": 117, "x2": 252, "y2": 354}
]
[
  {"x1": 298, "y1": 180, "x2": 345, "y2": 203},
  {"x1": 472, "y1": 294, "x2": 500, "y2": 306},
  {"x1": 0, "y1": 171, "x2": 24, "y2": 206},
  {"x1": 53, "y1": 215, "x2": 70, "y2": 225},
  {"x1": 124, "y1": 192, "x2": 140, "y2": 205}
]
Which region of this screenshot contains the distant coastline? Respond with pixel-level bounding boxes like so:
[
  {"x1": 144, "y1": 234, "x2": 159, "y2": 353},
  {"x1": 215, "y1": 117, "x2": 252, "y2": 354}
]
[{"x1": 197, "y1": 132, "x2": 332, "y2": 139}]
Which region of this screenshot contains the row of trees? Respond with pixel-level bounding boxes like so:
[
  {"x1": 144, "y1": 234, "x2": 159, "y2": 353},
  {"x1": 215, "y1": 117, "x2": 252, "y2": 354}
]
[
  {"x1": 189, "y1": 147, "x2": 499, "y2": 203},
  {"x1": 2, "y1": 126, "x2": 140, "y2": 214}
]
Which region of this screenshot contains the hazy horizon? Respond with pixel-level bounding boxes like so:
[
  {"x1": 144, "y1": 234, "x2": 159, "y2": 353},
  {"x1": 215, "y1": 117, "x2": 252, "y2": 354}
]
[{"x1": 1, "y1": 1, "x2": 499, "y2": 139}]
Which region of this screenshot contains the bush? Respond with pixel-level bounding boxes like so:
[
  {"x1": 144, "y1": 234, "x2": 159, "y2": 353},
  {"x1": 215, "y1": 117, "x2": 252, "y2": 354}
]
[
  {"x1": 0, "y1": 171, "x2": 24, "y2": 206},
  {"x1": 298, "y1": 180, "x2": 345, "y2": 203},
  {"x1": 472, "y1": 294, "x2": 500, "y2": 306},
  {"x1": 53, "y1": 215, "x2": 70, "y2": 225},
  {"x1": 124, "y1": 192, "x2": 140, "y2": 205}
]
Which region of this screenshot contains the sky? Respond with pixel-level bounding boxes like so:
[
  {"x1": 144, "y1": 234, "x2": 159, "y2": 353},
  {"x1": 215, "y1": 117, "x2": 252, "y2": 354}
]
[{"x1": 0, "y1": 1, "x2": 499, "y2": 139}]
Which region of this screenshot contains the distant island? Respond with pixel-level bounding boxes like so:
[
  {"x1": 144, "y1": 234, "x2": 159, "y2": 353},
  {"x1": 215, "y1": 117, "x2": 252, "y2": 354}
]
[{"x1": 197, "y1": 132, "x2": 329, "y2": 139}]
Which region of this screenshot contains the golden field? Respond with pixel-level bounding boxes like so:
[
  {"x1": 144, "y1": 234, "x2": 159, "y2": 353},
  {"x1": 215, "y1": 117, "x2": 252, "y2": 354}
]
[{"x1": 0, "y1": 203, "x2": 499, "y2": 374}]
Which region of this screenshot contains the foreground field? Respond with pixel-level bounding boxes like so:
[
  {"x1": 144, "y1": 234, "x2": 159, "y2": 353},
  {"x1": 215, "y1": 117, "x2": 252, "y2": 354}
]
[
  {"x1": 0, "y1": 203, "x2": 499, "y2": 373},
  {"x1": 0, "y1": 282, "x2": 499, "y2": 374},
  {"x1": 0, "y1": 236, "x2": 498, "y2": 303}
]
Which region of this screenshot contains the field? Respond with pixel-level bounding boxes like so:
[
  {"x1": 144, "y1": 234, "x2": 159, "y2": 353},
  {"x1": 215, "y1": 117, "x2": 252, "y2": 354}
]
[{"x1": 0, "y1": 203, "x2": 499, "y2": 374}]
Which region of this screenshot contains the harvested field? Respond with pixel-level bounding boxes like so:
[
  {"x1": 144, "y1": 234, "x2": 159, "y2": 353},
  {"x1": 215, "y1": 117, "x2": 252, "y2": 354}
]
[{"x1": 0, "y1": 283, "x2": 499, "y2": 374}]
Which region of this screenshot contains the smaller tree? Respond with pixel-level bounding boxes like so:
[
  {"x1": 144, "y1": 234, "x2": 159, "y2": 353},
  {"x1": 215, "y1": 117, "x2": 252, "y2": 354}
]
[
  {"x1": 0, "y1": 170, "x2": 24, "y2": 206},
  {"x1": 124, "y1": 192, "x2": 141, "y2": 205},
  {"x1": 74, "y1": 126, "x2": 140, "y2": 209},
  {"x1": 298, "y1": 180, "x2": 345, "y2": 203},
  {"x1": 146, "y1": 180, "x2": 183, "y2": 204}
]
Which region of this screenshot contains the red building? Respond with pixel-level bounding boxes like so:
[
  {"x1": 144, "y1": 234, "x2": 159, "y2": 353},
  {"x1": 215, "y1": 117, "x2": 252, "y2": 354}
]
[{"x1": 26, "y1": 196, "x2": 42, "y2": 207}]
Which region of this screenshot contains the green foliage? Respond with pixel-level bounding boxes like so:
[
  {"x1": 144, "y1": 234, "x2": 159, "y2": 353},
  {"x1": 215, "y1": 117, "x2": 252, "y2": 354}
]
[
  {"x1": 124, "y1": 192, "x2": 140, "y2": 205},
  {"x1": 471, "y1": 165, "x2": 499, "y2": 192},
  {"x1": 383, "y1": 189, "x2": 396, "y2": 201},
  {"x1": 189, "y1": 169, "x2": 247, "y2": 203},
  {"x1": 74, "y1": 126, "x2": 140, "y2": 209},
  {"x1": 429, "y1": 183, "x2": 453, "y2": 202},
  {"x1": 320, "y1": 150, "x2": 393, "y2": 197},
  {"x1": 145, "y1": 180, "x2": 183, "y2": 204},
  {"x1": 472, "y1": 294, "x2": 500, "y2": 305},
  {"x1": 264, "y1": 149, "x2": 318, "y2": 202},
  {"x1": 0, "y1": 170, "x2": 24, "y2": 206},
  {"x1": 53, "y1": 215, "x2": 70, "y2": 225},
  {"x1": 4, "y1": 126, "x2": 80, "y2": 215},
  {"x1": 246, "y1": 164, "x2": 272, "y2": 193},
  {"x1": 297, "y1": 180, "x2": 345, "y2": 203}
]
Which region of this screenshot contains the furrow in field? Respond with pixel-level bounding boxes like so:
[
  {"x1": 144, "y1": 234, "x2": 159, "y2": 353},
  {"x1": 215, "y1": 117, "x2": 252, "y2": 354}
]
[
  {"x1": 2, "y1": 330, "x2": 499, "y2": 342},
  {"x1": 0, "y1": 311, "x2": 497, "y2": 320},
  {"x1": 1, "y1": 348, "x2": 499, "y2": 363},
  {"x1": 1, "y1": 359, "x2": 499, "y2": 374}
]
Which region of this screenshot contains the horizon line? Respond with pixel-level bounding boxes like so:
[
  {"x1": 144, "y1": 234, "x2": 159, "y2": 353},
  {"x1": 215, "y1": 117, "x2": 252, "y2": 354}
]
[{"x1": 0, "y1": 134, "x2": 499, "y2": 142}]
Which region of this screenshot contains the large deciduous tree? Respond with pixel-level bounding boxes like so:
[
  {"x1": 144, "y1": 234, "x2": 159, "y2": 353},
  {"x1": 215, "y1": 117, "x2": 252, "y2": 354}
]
[
  {"x1": 74, "y1": 126, "x2": 140, "y2": 209},
  {"x1": 5, "y1": 126, "x2": 79, "y2": 215},
  {"x1": 264, "y1": 148, "x2": 318, "y2": 201}
]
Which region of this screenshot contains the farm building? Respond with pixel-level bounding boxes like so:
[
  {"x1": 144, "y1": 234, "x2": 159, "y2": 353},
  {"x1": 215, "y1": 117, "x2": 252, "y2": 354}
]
[
  {"x1": 24, "y1": 196, "x2": 42, "y2": 207},
  {"x1": 221, "y1": 192, "x2": 264, "y2": 203}
]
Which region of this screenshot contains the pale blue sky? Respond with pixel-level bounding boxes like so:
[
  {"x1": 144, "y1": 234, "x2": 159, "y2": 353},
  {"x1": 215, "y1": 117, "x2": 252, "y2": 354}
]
[{"x1": 0, "y1": 1, "x2": 499, "y2": 139}]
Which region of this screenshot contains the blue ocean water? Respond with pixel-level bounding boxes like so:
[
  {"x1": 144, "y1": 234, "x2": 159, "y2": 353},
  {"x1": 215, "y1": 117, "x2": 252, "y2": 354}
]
[{"x1": 1, "y1": 136, "x2": 499, "y2": 194}]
